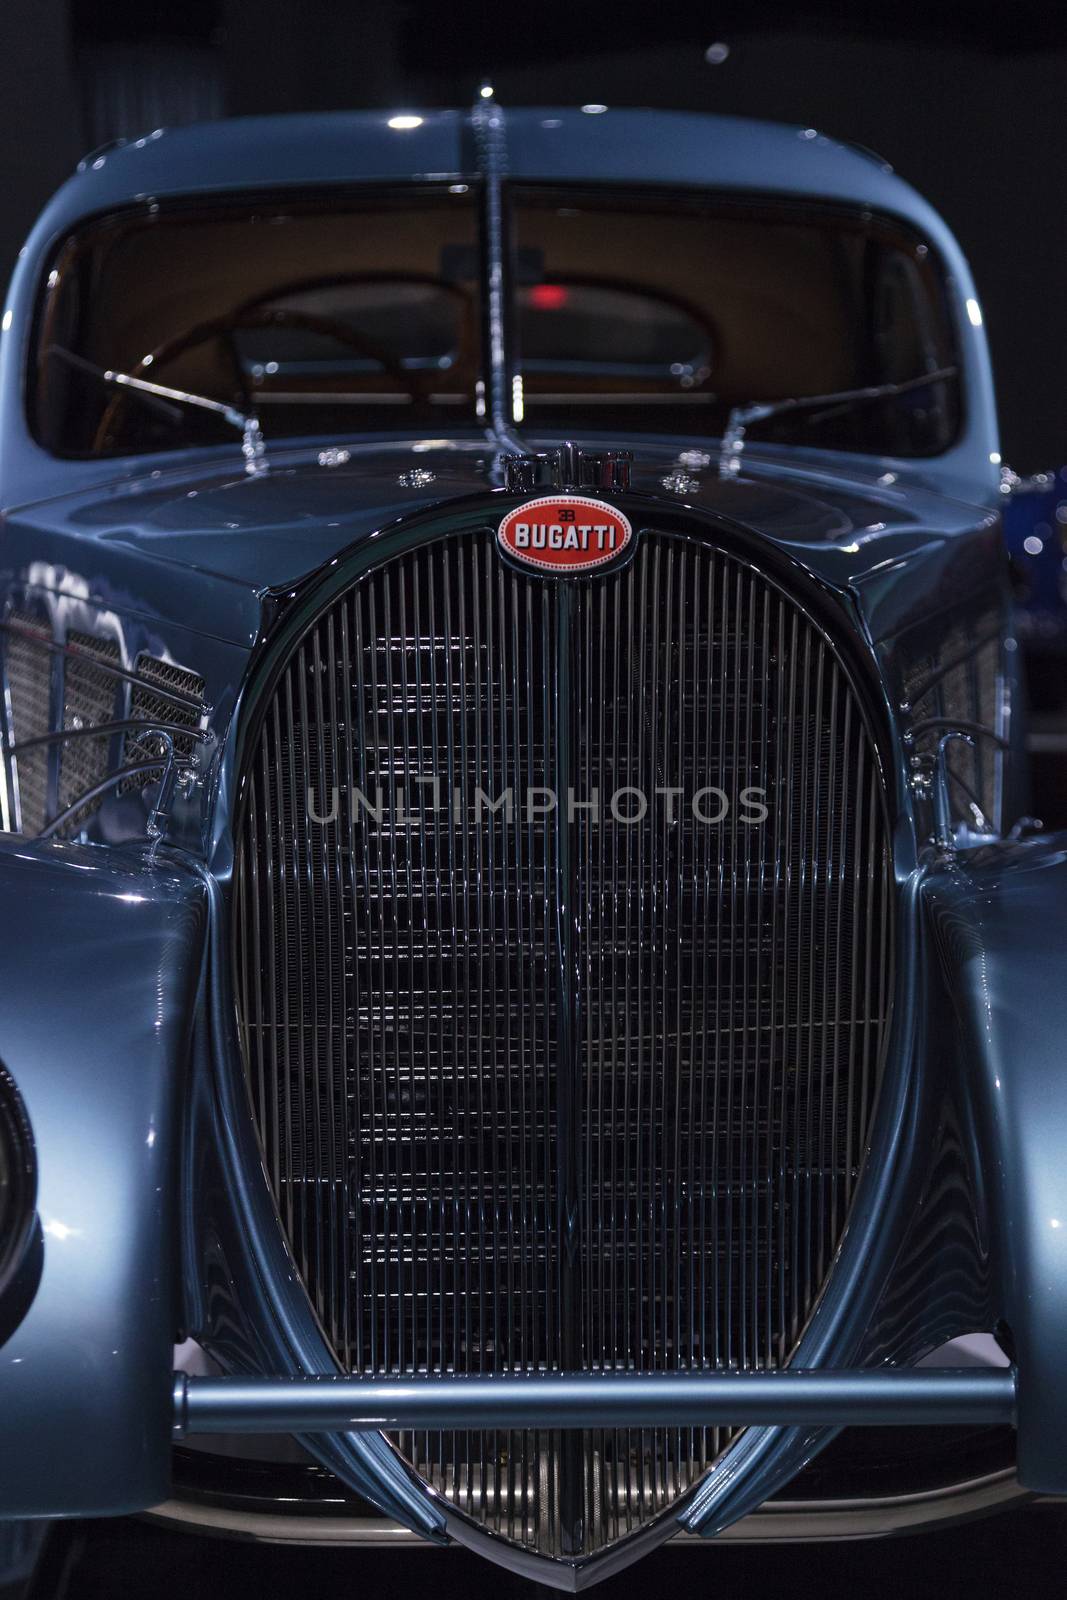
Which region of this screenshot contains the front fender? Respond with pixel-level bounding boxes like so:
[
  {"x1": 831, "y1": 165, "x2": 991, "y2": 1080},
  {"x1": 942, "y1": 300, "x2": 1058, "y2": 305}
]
[
  {"x1": 926, "y1": 835, "x2": 1067, "y2": 1493},
  {"x1": 0, "y1": 837, "x2": 205, "y2": 1518}
]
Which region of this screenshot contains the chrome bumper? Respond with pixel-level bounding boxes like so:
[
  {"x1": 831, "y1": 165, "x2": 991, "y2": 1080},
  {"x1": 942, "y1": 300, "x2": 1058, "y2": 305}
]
[{"x1": 172, "y1": 1367, "x2": 1017, "y2": 1438}]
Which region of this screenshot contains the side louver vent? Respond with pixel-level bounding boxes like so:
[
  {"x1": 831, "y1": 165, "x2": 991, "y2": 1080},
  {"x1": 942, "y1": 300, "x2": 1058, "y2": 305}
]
[
  {"x1": 121, "y1": 654, "x2": 205, "y2": 791},
  {"x1": 3, "y1": 611, "x2": 52, "y2": 836},
  {"x1": 902, "y1": 608, "x2": 1003, "y2": 834},
  {"x1": 56, "y1": 631, "x2": 122, "y2": 835},
  {"x1": 2, "y1": 624, "x2": 206, "y2": 836}
]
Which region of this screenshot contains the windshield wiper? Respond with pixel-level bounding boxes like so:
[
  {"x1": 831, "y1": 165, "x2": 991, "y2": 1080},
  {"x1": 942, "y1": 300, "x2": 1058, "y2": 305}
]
[
  {"x1": 718, "y1": 365, "x2": 958, "y2": 478},
  {"x1": 45, "y1": 346, "x2": 267, "y2": 474}
]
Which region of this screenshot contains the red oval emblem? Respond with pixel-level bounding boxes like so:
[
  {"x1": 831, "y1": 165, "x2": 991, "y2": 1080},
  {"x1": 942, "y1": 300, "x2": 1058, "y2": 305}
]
[{"x1": 497, "y1": 495, "x2": 633, "y2": 574}]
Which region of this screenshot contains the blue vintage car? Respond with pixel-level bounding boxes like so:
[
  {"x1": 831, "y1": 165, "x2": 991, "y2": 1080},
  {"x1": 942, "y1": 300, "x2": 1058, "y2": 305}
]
[{"x1": 0, "y1": 99, "x2": 1059, "y2": 1591}]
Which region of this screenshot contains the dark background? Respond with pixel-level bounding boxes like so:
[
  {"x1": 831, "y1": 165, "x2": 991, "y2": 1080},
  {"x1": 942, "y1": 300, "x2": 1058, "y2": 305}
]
[
  {"x1": 28, "y1": 1503, "x2": 1067, "y2": 1600},
  {"x1": 0, "y1": 0, "x2": 1061, "y2": 471}
]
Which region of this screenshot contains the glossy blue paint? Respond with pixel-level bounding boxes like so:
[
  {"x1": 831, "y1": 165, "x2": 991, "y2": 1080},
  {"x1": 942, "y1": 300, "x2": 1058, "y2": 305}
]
[
  {"x1": 173, "y1": 1368, "x2": 1018, "y2": 1435},
  {"x1": 0, "y1": 836, "x2": 205, "y2": 1516},
  {"x1": 925, "y1": 834, "x2": 1067, "y2": 1493},
  {"x1": 0, "y1": 441, "x2": 999, "y2": 635},
  {"x1": 2, "y1": 446, "x2": 1007, "y2": 871},
  {"x1": 0, "y1": 101, "x2": 1045, "y2": 1583},
  {"x1": 0, "y1": 478, "x2": 1008, "y2": 1561}
]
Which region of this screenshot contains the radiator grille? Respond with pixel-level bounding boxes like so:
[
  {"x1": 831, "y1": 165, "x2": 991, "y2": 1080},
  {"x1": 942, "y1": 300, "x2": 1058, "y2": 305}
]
[
  {"x1": 3, "y1": 611, "x2": 52, "y2": 836},
  {"x1": 234, "y1": 527, "x2": 893, "y2": 1564}
]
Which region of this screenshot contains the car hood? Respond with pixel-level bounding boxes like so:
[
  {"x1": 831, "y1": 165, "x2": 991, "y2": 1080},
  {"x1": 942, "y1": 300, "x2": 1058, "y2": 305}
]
[{"x1": 0, "y1": 438, "x2": 997, "y2": 648}]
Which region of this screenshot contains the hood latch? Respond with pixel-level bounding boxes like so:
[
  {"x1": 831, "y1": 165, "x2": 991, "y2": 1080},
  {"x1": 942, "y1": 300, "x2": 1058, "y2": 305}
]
[{"x1": 502, "y1": 442, "x2": 632, "y2": 494}]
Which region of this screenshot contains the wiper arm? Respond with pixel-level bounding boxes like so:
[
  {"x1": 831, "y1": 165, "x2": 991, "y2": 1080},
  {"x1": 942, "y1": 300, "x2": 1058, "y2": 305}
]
[
  {"x1": 718, "y1": 365, "x2": 957, "y2": 478},
  {"x1": 45, "y1": 346, "x2": 267, "y2": 474}
]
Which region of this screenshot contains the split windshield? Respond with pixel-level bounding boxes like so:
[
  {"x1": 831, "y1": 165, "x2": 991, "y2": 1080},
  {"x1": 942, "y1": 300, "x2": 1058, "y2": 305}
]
[{"x1": 31, "y1": 181, "x2": 960, "y2": 459}]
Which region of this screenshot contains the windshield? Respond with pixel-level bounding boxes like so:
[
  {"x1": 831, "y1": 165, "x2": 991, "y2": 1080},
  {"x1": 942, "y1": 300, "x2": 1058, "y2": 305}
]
[
  {"x1": 31, "y1": 185, "x2": 482, "y2": 455},
  {"x1": 30, "y1": 182, "x2": 960, "y2": 460},
  {"x1": 512, "y1": 187, "x2": 961, "y2": 457}
]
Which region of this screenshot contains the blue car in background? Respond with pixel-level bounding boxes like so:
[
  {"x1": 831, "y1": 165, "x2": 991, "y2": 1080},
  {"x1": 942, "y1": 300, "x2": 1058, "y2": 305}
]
[{"x1": 1003, "y1": 466, "x2": 1067, "y2": 709}]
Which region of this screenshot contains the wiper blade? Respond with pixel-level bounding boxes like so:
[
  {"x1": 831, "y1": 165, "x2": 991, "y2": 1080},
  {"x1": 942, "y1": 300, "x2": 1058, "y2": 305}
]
[
  {"x1": 45, "y1": 346, "x2": 267, "y2": 474},
  {"x1": 718, "y1": 365, "x2": 957, "y2": 477}
]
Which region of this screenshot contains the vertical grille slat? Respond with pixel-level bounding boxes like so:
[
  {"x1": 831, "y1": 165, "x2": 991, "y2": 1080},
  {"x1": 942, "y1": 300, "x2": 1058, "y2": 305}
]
[
  {"x1": 235, "y1": 527, "x2": 893, "y2": 1565},
  {"x1": 3, "y1": 612, "x2": 54, "y2": 836}
]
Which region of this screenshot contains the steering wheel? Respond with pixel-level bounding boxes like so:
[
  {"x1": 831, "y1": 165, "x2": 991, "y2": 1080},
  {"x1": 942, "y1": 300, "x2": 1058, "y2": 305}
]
[{"x1": 91, "y1": 305, "x2": 426, "y2": 454}]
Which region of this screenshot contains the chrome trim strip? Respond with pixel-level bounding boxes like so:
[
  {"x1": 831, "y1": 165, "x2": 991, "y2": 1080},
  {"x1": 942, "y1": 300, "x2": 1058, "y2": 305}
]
[
  {"x1": 174, "y1": 1368, "x2": 1018, "y2": 1436},
  {"x1": 146, "y1": 1469, "x2": 1037, "y2": 1548},
  {"x1": 471, "y1": 91, "x2": 525, "y2": 459}
]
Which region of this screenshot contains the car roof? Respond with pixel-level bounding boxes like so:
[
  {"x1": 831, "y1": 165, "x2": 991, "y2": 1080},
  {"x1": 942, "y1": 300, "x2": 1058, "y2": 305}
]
[{"x1": 49, "y1": 106, "x2": 935, "y2": 232}]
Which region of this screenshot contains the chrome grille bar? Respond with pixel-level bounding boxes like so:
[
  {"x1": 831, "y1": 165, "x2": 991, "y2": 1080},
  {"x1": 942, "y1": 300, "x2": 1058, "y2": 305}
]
[
  {"x1": 174, "y1": 1368, "x2": 1017, "y2": 1436},
  {"x1": 235, "y1": 525, "x2": 893, "y2": 1562}
]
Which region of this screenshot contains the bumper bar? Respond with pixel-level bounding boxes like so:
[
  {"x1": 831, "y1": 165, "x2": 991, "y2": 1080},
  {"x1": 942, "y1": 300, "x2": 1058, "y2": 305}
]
[{"x1": 173, "y1": 1367, "x2": 1017, "y2": 1437}]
